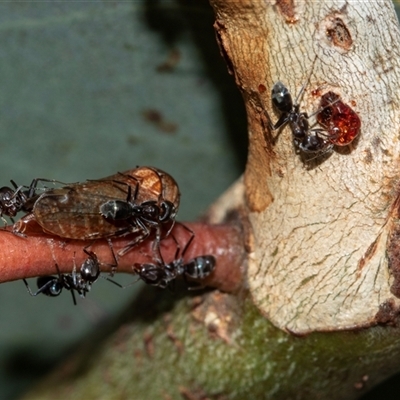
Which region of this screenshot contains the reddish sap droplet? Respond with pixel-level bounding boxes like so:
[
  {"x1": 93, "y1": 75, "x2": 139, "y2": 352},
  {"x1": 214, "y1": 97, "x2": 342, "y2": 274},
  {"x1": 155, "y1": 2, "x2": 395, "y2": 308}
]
[
  {"x1": 311, "y1": 88, "x2": 322, "y2": 96},
  {"x1": 258, "y1": 84, "x2": 267, "y2": 94},
  {"x1": 317, "y1": 91, "x2": 361, "y2": 146}
]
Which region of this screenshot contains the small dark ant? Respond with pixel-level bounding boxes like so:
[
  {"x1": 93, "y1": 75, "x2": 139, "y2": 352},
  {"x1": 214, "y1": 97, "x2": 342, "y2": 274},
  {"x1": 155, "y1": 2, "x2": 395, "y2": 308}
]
[
  {"x1": 101, "y1": 199, "x2": 176, "y2": 225},
  {"x1": 0, "y1": 178, "x2": 67, "y2": 224},
  {"x1": 269, "y1": 80, "x2": 331, "y2": 153},
  {"x1": 23, "y1": 248, "x2": 121, "y2": 305},
  {"x1": 100, "y1": 172, "x2": 178, "y2": 259},
  {"x1": 100, "y1": 198, "x2": 177, "y2": 255},
  {"x1": 265, "y1": 56, "x2": 338, "y2": 154},
  {"x1": 136, "y1": 255, "x2": 216, "y2": 289},
  {"x1": 0, "y1": 179, "x2": 41, "y2": 223},
  {"x1": 23, "y1": 265, "x2": 84, "y2": 305},
  {"x1": 133, "y1": 231, "x2": 216, "y2": 289}
]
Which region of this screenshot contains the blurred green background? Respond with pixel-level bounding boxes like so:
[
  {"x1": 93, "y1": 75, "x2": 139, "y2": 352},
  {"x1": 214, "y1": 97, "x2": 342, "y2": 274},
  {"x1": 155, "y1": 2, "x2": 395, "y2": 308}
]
[{"x1": 0, "y1": 1, "x2": 398, "y2": 399}]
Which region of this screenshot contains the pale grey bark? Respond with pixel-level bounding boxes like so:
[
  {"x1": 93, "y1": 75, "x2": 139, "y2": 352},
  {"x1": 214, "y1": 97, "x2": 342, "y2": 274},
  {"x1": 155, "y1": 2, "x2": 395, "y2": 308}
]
[{"x1": 211, "y1": 0, "x2": 400, "y2": 334}]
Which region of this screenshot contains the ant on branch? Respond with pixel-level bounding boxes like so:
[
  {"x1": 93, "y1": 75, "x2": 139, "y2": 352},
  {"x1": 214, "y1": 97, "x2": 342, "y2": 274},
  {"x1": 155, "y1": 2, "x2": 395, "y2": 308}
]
[
  {"x1": 133, "y1": 228, "x2": 216, "y2": 289},
  {"x1": 264, "y1": 56, "x2": 342, "y2": 155},
  {"x1": 23, "y1": 248, "x2": 121, "y2": 305}
]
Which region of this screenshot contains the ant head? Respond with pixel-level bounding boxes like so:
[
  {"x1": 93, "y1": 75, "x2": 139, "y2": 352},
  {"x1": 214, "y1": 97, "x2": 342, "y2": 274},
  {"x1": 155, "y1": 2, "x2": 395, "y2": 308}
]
[
  {"x1": 0, "y1": 187, "x2": 19, "y2": 217},
  {"x1": 136, "y1": 201, "x2": 160, "y2": 223}
]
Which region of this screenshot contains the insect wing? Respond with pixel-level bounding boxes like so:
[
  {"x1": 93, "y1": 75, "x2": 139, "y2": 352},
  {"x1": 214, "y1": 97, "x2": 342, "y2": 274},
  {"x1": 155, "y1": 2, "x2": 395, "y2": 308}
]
[
  {"x1": 156, "y1": 168, "x2": 180, "y2": 212},
  {"x1": 123, "y1": 167, "x2": 180, "y2": 210},
  {"x1": 33, "y1": 181, "x2": 140, "y2": 239}
]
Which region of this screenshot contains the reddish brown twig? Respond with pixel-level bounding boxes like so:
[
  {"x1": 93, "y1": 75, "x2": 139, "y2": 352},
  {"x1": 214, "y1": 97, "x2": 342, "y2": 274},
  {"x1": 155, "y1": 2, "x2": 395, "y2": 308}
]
[{"x1": 0, "y1": 221, "x2": 244, "y2": 292}]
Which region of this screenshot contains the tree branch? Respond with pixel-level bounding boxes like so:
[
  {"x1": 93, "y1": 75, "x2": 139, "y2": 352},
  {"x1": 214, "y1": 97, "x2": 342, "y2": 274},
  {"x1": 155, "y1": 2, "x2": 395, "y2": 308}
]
[
  {"x1": 212, "y1": 0, "x2": 400, "y2": 334},
  {"x1": 0, "y1": 221, "x2": 244, "y2": 292},
  {"x1": 21, "y1": 1, "x2": 400, "y2": 399}
]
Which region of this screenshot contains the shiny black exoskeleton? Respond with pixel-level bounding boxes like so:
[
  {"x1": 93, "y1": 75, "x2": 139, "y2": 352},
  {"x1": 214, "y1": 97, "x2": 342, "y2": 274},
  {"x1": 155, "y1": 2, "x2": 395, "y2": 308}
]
[
  {"x1": 136, "y1": 255, "x2": 216, "y2": 289},
  {"x1": 0, "y1": 179, "x2": 42, "y2": 223},
  {"x1": 269, "y1": 81, "x2": 331, "y2": 154},
  {"x1": 23, "y1": 268, "x2": 83, "y2": 305},
  {"x1": 23, "y1": 249, "x2": 121, "y2": 305},
  {"x1": 100, "y1": 199, "x2": 176, "y2": 227}
]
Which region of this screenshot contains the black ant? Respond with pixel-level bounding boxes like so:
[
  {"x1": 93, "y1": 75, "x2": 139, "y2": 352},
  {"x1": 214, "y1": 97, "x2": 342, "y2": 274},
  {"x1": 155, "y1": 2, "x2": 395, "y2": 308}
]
[
  {"x1": 136, "y1": 255, "x2": 216, "y2": 289},
  {"x1": 0, "y1": 179, "x2": 40, "y2": 223},
  {"x1": 133, "y1": 228, "x2": 216, "y2": 289},
  {"x1": 269, "y1": 80, "x2": 331, "y2": 153},
  {"x1": 100, "y1": 198, "x2": 177, "y2": 256},
  {"x1": 0, "y1": 178, "x2": 66, "y2": 224},
  {"x1": 23, "y1": 248, "x2": 121, "y2": 305},
  {"x1": 265, "y1": 57, "x2": 336, "y2": 154},
  {"x1": 99, "y1": 168, "x2": 179, "y2": 259}
]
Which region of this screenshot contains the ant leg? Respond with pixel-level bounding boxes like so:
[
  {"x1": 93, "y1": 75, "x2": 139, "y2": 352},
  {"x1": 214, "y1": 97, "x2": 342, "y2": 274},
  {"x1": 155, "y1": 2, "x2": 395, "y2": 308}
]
[
  {"x1": 99, "y1": 274, "x2": 123, "y2": 288},
  {"x1": 26, "y1": 178, "x2": 70, "y2": 195},
  {"x1": 9, "y1": 180, "x2": 29, "y2": 202},
  {"x1": 178, "y1": 222, "x2": 195, "y2": 260},
  {"x1": 307, "y1": 97, "x2": 341, "y2": 120},
  {"x1": 167, "y1": 233, "x2": 180, "y2": 261},
  {"x1": 106, "y1": 179, "x2": 131, "y2": 198},
  {"x1": 126, "y1": 185, "x2": 132, "y2": 203},
  {"x1": 107, "y1": 238, "x2": 119, "y2": 275},
  {"x1": 72, "y1": 251, "x2": 79, "y2": 288},
  {"x1": 117, "y1": 225, "x2": 150, "y2": 258},
  {"x1": 268, "y1": 113, "x2": 289, "y2": 131},
  {"x1": 53, "y1": 263, "x2": 79, "y2": 305},
  {"x1": 293, "y1": 55, "x2": 319, "y2": 105},
  {"x1": 98, "y1": 239, "x2": 119, "y2": 276},
  {"x1": 22, "y1": 178, "x2": 41, "y2": 199},
  {"x1": 22, "y1": 278, "x2": 55, "y2": 297},
  {"x1": 114, "y1": 173, "x2": 140, "y2": 201},
  {"x1": 69, "y1": 288, "x2": 77, "y2": 306},
  {"x1": 128, "y1": 176, "x2": 140, "y2": 203},
  {"x1": 152, "y1": 226, "x2": 163, "y2": 264}
]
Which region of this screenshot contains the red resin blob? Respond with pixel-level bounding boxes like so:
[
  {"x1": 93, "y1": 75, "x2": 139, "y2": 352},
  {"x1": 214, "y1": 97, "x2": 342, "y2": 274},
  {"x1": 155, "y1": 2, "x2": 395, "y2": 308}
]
[{"x1": 317, "y1": 91, "x2": 361, "y2": 146}]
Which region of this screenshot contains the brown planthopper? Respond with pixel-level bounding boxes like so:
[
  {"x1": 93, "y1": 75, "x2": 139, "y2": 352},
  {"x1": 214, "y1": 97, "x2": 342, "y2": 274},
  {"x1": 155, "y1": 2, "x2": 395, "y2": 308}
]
[{"x1": 13, "y1": 166, "x2": 181, "y2": 258}]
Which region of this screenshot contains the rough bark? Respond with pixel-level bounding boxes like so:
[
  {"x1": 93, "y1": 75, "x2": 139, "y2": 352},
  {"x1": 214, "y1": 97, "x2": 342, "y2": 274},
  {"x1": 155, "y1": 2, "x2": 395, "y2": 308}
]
[
  {"x1": 21, "y1": 1, "x2": 400, "y2": 399},
  {"x1": 212, "y1": 0, "x2": 400, "y2": 334}
]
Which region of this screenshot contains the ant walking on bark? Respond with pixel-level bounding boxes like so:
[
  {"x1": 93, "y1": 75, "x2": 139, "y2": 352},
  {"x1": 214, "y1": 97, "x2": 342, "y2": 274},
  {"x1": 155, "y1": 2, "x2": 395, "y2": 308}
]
[{"x1": 264, "y1": 56, "x2": 338, "y2": 154}]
